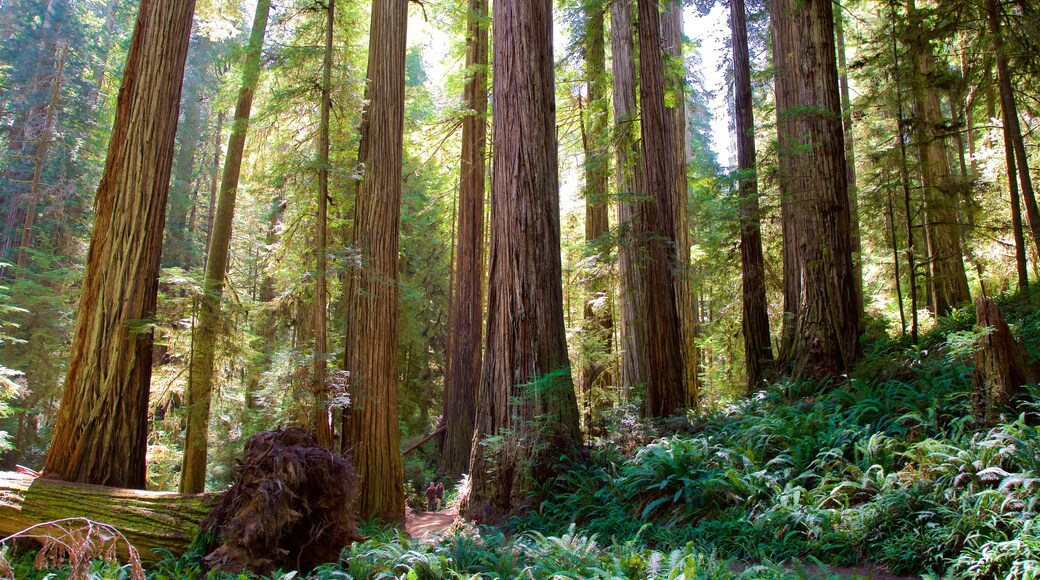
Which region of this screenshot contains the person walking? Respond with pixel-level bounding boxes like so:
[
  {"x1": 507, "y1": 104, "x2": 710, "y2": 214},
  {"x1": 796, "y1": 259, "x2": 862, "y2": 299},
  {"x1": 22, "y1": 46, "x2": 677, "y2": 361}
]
[
  {"x1": 435, "y1": 480, "x2": 445, "y2": 511},
  {"x1": 425, "y1": 481, "x2": 437, "y2": 511}
]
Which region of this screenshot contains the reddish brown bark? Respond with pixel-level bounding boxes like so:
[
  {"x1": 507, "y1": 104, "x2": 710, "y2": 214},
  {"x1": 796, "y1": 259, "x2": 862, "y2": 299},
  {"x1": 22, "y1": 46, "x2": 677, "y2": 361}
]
[
  {"x1": 43, "y1": 0, "x2": 196, "y2": 488},
  {"x1": 612, "y1": 0, "x2": 649, "y2": 399},
  {"x1": 770, "y1": 0, "x2": 860, "y2": 377},
  {"x1": 908, "y1": 2, "x2": 970, "y2": 315},
  {"x1": 342, "y1": 0, "x2": 408, "y2": 523},
  {"x1": 441, "y1": 0, "x2": 488, "y2": 476},
  {"x1": 635, "y1": 0, "x2": 685, "y2": 415},
  {"x1": 465, "y1": 0, "x2": 580, "y2": 522},
  {"x1": 661, "y1": 0, "x2": 698, "y2": 410},
  {"x1": 731, "y1": 0, "x2": 773, "y2": 393},
  {"x1": 972, "y1": 298, "x2": 1037, "y2": 426},
  {"x1": 579, "y1": 0, "x2": 613, "y2": 432}
]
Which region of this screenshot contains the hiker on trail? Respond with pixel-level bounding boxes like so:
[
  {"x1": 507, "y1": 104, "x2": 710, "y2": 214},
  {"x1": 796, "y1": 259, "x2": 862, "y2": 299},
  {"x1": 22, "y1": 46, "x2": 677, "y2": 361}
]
[
  {"x1": 425, "y1": 481, "x2": 437, "y2": 511},
  {"x1": 435, "y1": 480, "x2": 445, "y2": 511}
]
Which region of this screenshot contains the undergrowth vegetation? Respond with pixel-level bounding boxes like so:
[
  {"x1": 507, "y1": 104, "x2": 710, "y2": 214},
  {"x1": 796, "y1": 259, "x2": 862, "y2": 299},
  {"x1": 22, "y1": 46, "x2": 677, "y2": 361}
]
[
  {"x1": 7, "y1": 294, "x2": 1040, "y2": 579},
  {"x1": 514, "y1": 295, "x2": 1040, "y2": 578}
]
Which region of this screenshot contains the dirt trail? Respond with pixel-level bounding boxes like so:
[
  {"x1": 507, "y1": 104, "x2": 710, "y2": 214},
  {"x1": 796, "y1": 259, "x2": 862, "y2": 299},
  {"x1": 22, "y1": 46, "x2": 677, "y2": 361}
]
[{"x1": 405, "y1": 508, "x2": 458, "y2": 542}]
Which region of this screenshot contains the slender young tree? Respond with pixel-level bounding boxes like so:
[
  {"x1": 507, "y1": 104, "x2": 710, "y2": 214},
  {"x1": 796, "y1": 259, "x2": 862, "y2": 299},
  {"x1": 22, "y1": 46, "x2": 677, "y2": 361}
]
[
  {"x1": 43, "y1": 0, "x2": 196, "y2": 488},
  {"x1": 312, "y1": 0, "x2": 335, "y2": 448},
  {"x1": 770, "y1": 0, "x2": 860, "y2": 377},
  {"x1": 342, "y1": 0, "x2": 408, "y2": 522},
  {"x1": 730, "y1": 0, "x2": 772, "y2": 392},
  {"x1": 466, "y1": 0, "x2": 581, "y2": 521},
  {"x1": 14, "y1": 42, "x2": 67, "y2": 271},
  {"x1": 181, "y1": 0, "x2": 272, "y2": 494},
  {"x1": 579, "y1": 0, "x2": 613, "y2": 430},
  {"x1": 441, "y1": 0, "x2": 488, "y2": 476},
  {"x1": 987, "y1": 0, "x2": 1040, "y2": 262},
  {"x1": 634, "y1": 0, "x2": 685, "y2": 416},
  {"x1": 835, "y1": 4, "x2": 863, "y2": 325}
]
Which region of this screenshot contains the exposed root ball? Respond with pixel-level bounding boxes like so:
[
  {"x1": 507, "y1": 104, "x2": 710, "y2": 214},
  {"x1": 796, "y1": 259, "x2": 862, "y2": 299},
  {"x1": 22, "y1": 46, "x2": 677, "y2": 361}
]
[{"x1": 201, "y1": 428, "x2": 362, "y2": 574}]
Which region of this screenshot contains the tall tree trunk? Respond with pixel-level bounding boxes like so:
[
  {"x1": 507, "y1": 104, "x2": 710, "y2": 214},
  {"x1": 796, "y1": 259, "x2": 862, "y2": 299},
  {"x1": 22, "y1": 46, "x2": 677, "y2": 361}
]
[
  {"x1": 15, "y1": 42, "x2": 67, "y2": 271},
  {"x1": 611, "y1": 0, "x2": 648, "y2": 404},
  {"x1": 890, "y1": 11, "x2": 919, "y2": 341},
  {"x1": 341, "y1": 0, "x2": 407, "y2": 523},
  {"x1": 909, "y1": 1, "x2": 970, "y2": 315},
  {"x1": 987, "y1": 0, "x2": 1040, "y2": 263},
  {"x1": 42, "y1": 0, "x2": 196, "y2": 489},
  {"x1": 579, "y1": 0, "x2": 613, "y2": 431},
  {"x1": 770, "y1": 0, "x2": 860, "y2": 377},
  {"x1": 205, "y1": 110, "x2": 224, "y2": 268},
  {"x1": 835, "y1": 3, "x2": 863, "y2": 326},
  {"x1": 465, "y1": 0, "x2": 580, "y2": 522},
  {"x1": 731, "y1": 0, "x2": 772, "y2": 394},
  {"x1": 180, "y1": 0, "x2": 271, "y2": 494},
  {"x1": 1004, "y1": 130, "x2": 1029, "y2": 290},
  {"x1": 634, "y1": 0, "x2": 685, "y2": 416},
  {"x1": 441, "y1": 0, "x2": 488, "y2": 476},
  {"x1": 312, "y1": 0, "x2": 335, "y2": 448},
  {"x1": 661, "y1": 0, "x2": 697, "y2": 410},
  {"x1": 887, "y1": 187, "x2": 908, "y2": 337}
]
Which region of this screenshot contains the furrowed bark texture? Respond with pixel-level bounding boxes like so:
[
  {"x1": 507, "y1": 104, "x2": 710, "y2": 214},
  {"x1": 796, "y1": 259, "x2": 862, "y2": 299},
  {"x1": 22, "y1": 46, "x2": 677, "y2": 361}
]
[
  {"x1": 465, "y1": 0, "x2": 581, "y2": 522},
  {"x1": 181, "y1": 0, "x2": 272, "y2": 494},
  {"x1": 612, "y1": 0, "x2": 649, "y2": 399},
  {"x1": 731, "y1": 0, "x2": 772, "y2": 393},
  {"x1": 661, "y1": 0, "x2": 698, "y2": 410},
  {"x1": 908, "y1": 2, "x2": 969, "y2": 315},
  {"x1": 972, "y1": 298, "x2": 1037, "y2": 426},
  {"x1": 635, "y1": 0, "x2": 685, "y2": 416},
  {"x1": 579, "y1": 0, "x2": 613, "y2": 432},
  {"x1": 834, "y1": 4, "x2": 863, "y2": 327},
  {"x1": 442, "y1": 0, "x2": 488, "y2": 476},
  {"x1": 770, "y1": 0, "x2": 860, "y2": 378},
  {"x1": 342, "y1": 0, "x2": 407, "y2": 523},
  {"x1": 43, "y1": 0, "x2": 196, "y2": 489},
  {"x1": 0, "y1": 473, "x2": 219, "y2": 561}
]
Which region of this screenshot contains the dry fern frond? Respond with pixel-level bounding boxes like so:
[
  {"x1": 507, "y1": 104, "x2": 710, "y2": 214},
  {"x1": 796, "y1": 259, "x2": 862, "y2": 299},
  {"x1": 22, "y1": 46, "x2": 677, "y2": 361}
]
[{"x1": 0, "y1": 517, "x2": 144, "y2": 580}]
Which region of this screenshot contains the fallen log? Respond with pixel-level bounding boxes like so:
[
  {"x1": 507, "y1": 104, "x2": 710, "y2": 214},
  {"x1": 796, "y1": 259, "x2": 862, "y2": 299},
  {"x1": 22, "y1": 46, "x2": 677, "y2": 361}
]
[
  {"x1": 402, "y1": 425, "x2": 445, "y2": 457},
  {"x1": 0, "y1": 472, "x2": 219, "y2": 561}
]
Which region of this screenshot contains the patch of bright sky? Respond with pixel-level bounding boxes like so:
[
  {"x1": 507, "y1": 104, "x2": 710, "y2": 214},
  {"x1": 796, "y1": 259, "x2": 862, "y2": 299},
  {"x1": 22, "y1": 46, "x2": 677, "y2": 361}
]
[{"x1": 404, "y1": 3, "x2": 736, "y2": 210}]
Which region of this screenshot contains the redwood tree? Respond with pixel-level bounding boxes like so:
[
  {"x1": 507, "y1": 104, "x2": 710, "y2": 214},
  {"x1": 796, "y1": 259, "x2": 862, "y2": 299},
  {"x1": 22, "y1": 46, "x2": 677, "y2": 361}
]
[
  {"x1": 43, "y1": 0, "x2": 196, "y2": 488},
  {"x1": 180, "y1": 0, "x2": 272, "y2": 494},
  {"x1": 634, "y1": 0, "x2": 685, "y2": 416},
  {"x1": 342, "y1": 0, "x2": 408, "y2": 522},
  {"x1": 579, "y1": 0, "x2": 613, "y2": 431},
  {"x1": 612, "y1": 0, "x2": 649, "y2": 403},
  {"x1": 731, "y1": 0, "x2": 772, "y2": 392},
  {"x1": 908, "y1": 1, "x2": 969, "y2": 315},
  {"x1": 465, "y1": 0, "x2": 581, "y2": 521},
  {"x1": 661, "y1": 0, "x2": 698, "y2": 410},
  {"x1": 441, "y1": 0, "x2": 488, "y2": 476},
  {"x1": 770, "y1": 0, "x2": 860, "y2": 377}
]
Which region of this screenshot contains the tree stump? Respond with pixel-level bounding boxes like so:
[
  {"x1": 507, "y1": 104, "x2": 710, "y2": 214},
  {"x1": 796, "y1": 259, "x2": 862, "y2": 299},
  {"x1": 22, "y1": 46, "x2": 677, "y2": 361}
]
[{"x1": 972, "y1": 297, "x2": 1037, "y2": 425}]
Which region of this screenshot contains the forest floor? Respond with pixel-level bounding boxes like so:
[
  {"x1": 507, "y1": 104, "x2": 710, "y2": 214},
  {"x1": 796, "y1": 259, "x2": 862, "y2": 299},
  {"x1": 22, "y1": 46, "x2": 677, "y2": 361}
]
[{"x1": 405, "y1": 507, "x2": 458, "y2": 542}]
